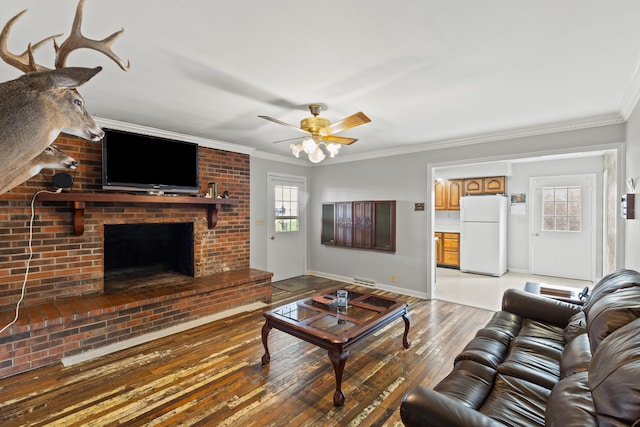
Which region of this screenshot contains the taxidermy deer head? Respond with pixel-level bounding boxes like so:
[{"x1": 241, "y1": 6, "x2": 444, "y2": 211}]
[
  {"x1": 0, "y1": 145, "x2": 79, "y2": 196},
  {"x1": 0, "y1": 0, "x2": 128, "y2": 192}
]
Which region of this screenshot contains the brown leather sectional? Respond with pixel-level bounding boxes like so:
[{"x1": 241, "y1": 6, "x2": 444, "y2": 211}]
[{"x1": 400, "y1": 269, "x2": 640, "y2": 426}]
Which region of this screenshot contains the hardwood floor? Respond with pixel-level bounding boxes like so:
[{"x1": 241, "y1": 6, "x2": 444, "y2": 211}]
[{"x1": 0, "y1": 279, "x2": 494, "y2": 426}]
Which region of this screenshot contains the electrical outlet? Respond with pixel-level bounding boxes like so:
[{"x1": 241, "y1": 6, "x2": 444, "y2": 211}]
[{"x1": 391, "y1": 275, "x2": 397, "y2": 283}]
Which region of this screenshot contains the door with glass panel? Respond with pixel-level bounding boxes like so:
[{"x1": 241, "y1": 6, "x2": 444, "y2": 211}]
[
  {"x1": 530, "y1": 174, "x2": 596, "y2": 281},
  {"x1": 267, "y1": 174, "x2": 306, "y2": 282}
]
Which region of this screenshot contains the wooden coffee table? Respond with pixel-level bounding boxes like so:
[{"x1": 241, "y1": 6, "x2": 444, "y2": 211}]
[{"x1": 261, "y1": 288, "x2": 411, "y2": 406}]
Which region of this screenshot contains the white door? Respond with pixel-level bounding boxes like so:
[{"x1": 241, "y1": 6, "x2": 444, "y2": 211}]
[
  {"x1": 530, "y1": 174, "x2": 596, "y2": 281},
  {"x1": 267, "y1": 173, "x2": 306, "y2": 282}
]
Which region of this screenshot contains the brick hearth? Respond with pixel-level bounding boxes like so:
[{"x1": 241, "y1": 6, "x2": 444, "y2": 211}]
[
  {"x1": 0, "y1": 268, "x2": 272, "y2": 378},
  {"x1": 0, "y1": 134, "x2": 270, "y2": 379}
]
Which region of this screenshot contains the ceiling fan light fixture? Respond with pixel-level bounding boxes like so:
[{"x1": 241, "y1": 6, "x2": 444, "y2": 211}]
[
  {"x1": 260, "y1": 104, "x2": 371, "y2": 163},
  {"x1": 326, "y1": 143, "x2": 340, "y2": 157},
  {"x1": 302, "y1": 137, "x2": 317, "y2": 154},
  {"x1": 308, "y1": 146, "x2": 326, "y2": 163},
  {"x1": 290, "y1": 143, "x2": 303, "y2": 158}
]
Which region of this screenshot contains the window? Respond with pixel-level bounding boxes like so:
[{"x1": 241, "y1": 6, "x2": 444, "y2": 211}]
[
  {"x1": 542, "y1": 186, "x2": 581, "y2": 232},
  {"x1": 274, "y1": 185, "x2": 299, "y2": 232}
]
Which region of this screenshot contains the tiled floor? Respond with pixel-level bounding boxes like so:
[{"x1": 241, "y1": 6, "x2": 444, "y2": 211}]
[{"x1": 433, "y1": 267, "x2": 593, "y2": 311}]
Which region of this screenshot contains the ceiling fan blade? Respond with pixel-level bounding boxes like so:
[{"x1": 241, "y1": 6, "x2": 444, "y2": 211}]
[
  {"x1": 272, "y1": 136, "x2": 307, "y2": 144},
  {"x1": 320, "y1": 135, "x2": 358, "y2": 145},
  {"x1": 322, "y1": 112, "x2": 371, "y2": 135},
  {"x1": 258, "y1": 115, "x2": 310, "y2": 134}
]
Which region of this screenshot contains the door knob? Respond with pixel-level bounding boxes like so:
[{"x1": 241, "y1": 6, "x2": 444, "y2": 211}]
[{"x1": 270, "y1": 235, "x2": 275, "y2": 240}]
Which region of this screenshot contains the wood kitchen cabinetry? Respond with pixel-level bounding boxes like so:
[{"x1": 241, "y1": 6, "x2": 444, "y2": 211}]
[
  {"x1": 463, "y1": 176, "x2": 505, "y2": 195},
  {"x1": 436, "y1": 176, "x2": 505, "y2": 209},
  {"x1": 435, "y1": 179, "x2": 463, "y2": 210},
  {"x1": 435, "y1": 233, "x2": 444, "y2": 264},
  {"x1": 434, "y1": 232, "x2": 460, "y2": 268}
]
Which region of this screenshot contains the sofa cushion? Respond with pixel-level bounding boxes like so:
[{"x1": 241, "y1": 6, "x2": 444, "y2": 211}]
[
  {"x1": 433, "y1": 360, "x2": 497, "y2": 409},
  {"x1": 455, "y1": 335, "x2": 509, "y2": 369},
  {"x1": 498, "y1": 336, "x2": 562, "y2": 390},
  {"x1": 545, "y1": 371, "x2": 597, "y2": 427},
  {"x1": 560, "y1": 332, "x2": 590, "y2": 378},
  {"x1": 589, "y1": 317, "x2": 640, "y2": 426},
  {"x1": 475, "y1": 326, "x2": 514, "y2": 347},
  {"x1": 483, "y1": 310, "x2": 522, "y2": 338},
  {"x1": 518, "y1": 318, "x2": 565, "y2": 345},
  {"x1": 479, "y1": 374, "x2": 550, "y2": 427},
  {"x1": 586, "y1": 287, "x2": 640, "y2": 353},
  {"x1": 564, "y1": 310, "x2": 586, "y2": 343},
  {"x1": 583, "y1": 269, "x2": 640, "y2": 316}
]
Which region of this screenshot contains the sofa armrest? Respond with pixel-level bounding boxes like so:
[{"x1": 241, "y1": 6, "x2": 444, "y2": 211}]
[
  {"x1": 400, "y1": 386, "x2": 504, "y2": 427},
  {"x1": 502, "y1": 288, "x2": 582, "y2": 328}
]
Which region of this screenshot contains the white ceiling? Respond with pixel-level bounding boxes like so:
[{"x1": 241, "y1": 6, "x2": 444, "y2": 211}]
[{"x1": 2, "y1": 1, "x2": 640, "y2": 164}]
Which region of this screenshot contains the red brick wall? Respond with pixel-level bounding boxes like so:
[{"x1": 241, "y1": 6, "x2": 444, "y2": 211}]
[{"x1": 0, "y1": 134, "x2": 251, "y2": 308}]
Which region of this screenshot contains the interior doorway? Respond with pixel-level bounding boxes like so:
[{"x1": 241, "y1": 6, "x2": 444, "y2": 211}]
[
  {"x1": 429, "y1": 147, "x2": 620, "y2": 302},
  {"x1": 267, "y1": 173, "x2": 307, "y2": 282}
]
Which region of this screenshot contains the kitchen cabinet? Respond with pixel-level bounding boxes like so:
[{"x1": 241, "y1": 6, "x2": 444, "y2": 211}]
[
  {"x1": 434, "y1": 179, "x2": 463, "y2": 210},
  {"x1": 483, "y1": 176, "x2": 506, "y2": 194},
  {"x1": 463, "y1": 176, "x2": 506, "y2": 195},
  {"x1": 435, "y1": 232, "x2": 460, "y2": 267},
  {"x1": 435, "y1": 233, "x2": 444, "y2": 264}
]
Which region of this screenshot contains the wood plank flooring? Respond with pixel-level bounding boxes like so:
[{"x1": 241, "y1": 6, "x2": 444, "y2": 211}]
[{"x1": 0, "y1": 280, "x2": 494, "y2": 426}]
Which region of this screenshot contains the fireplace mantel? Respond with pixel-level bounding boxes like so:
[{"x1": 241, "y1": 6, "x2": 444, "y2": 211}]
[{"x1": 38, "y1": 192, "x2": 239, "y2": 235}]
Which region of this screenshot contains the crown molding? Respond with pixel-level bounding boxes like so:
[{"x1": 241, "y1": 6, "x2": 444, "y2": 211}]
[
  {"x1": 324, "y1": 113, "x2": 625, "y2": 165},
  {"x1": 620, "y1": 55, "x2": 640, "y2": 120},
  {"x1": 95, "y1": 117, "x2": 256, "y2": 155},
  {"x1": 96, "y1": 112, "x2": 625, "y2": 167}
]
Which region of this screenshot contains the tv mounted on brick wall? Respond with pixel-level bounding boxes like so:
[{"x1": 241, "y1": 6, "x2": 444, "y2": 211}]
[{"x1": 102, "y1": 128, "x2": 199, "y2": 195}]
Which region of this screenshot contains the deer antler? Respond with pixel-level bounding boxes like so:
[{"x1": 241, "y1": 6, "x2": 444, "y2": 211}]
[
  {"x1": 54, "y1": 0, "x2": 130, "y2": 71},
  {"x1": 0, "y1": 9, "x2": 62, "y2": 73}
]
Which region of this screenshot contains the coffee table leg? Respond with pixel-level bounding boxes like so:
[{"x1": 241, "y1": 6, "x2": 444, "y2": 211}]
[
  {"x1": 328, "y1": 349, "x2": 349, "y2": 406},
  {"x1": 261, "y1": 322, "x2": 272, "y2": 366},
  {"x1": 402, "y1": 309, "x2": 412, "y2": 348}
]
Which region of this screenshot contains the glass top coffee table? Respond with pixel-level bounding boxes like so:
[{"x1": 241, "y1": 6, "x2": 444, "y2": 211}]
[{"x1": 261, "y1": 288, "x2": 411, "y2": 406}]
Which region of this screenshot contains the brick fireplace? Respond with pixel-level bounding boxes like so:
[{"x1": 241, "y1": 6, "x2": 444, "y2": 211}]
[
  {"x1": 103, "y1": 222, "x2": 195, "y2": 286},
  {"x1": 0, "y1": 134, "x2": 272, "y2": 379}
]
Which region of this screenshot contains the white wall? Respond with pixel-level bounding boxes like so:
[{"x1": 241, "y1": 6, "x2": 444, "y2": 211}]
[
  {"x1": 250, "y1": 123, "x2": 625, "y2": 298},
  {"x1": 625, "y1": 103, "x2": 640, "y2": 270}
]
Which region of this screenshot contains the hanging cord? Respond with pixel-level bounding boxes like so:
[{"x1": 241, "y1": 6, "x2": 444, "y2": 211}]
[{"x1": 0, "y1": 188, "x2": 62, "y2": 335}]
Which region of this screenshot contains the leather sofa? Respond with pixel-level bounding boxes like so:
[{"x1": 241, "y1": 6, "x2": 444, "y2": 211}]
[{"x1": 400, "y1": 269, "x2": 640, "y2": 426}]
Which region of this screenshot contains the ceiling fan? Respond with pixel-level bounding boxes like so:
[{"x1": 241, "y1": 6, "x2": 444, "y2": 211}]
[{"x1": 258, "y1": 104, "x2": 371, "y2": 163}]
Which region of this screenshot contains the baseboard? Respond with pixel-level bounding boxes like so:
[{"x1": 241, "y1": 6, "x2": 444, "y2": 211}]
[
  {"x1": 61, "y1": 301, "x2": 267, "y2": 366},
  {"x1": 307, "y1": 270, "x2": 429, "y2": 300}
]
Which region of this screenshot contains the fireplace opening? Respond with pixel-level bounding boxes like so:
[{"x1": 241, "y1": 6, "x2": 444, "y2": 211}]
[{"x1": 104, "y1": 222, "x2": 194, "y2": 291}]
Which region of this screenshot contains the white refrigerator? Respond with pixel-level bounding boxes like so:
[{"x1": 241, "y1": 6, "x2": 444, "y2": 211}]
[{"x1": 460, "y1": 195, "x2": 507, "y2": 276}]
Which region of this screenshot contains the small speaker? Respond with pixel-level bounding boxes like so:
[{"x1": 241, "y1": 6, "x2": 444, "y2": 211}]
[{"x1": 52, "y1": 172, "x2": 74, "y2": 189}]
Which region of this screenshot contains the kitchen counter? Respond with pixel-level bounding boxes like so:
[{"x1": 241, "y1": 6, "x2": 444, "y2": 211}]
[{"x1": 434, "y1": 226, "x2": 460, "y2": 233}]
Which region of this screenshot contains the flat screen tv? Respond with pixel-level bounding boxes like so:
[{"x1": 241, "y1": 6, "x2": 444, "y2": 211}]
[{"x1": 102, "y1": 128, "x2": 199, "y2": 195}]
